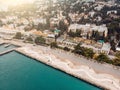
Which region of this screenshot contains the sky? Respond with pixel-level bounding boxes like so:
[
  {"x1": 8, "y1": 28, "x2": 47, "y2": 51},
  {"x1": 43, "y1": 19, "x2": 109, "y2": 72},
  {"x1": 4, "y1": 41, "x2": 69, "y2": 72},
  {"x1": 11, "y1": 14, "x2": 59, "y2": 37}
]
[
  {"x1": 0, "y1": 0, "x2": 36, "y2": 11},
  {"x1": 0, "y1": 0, "x2": 34, "y2": 6}
]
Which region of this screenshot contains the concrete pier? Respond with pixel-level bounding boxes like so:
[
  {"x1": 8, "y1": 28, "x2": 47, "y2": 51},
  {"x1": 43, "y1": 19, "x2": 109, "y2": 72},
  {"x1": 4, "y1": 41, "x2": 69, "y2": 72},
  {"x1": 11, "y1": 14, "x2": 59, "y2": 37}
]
[{"x1": 0, "y1": 49, "x2": 14, "y2": 56}]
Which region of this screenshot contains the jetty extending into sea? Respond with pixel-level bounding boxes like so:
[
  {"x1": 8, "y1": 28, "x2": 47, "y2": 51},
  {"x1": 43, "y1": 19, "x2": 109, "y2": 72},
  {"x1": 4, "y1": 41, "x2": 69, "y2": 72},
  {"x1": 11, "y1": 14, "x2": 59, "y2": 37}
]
[{"x1": 0, "y1": 49, "x2": 14, "y2": 56}]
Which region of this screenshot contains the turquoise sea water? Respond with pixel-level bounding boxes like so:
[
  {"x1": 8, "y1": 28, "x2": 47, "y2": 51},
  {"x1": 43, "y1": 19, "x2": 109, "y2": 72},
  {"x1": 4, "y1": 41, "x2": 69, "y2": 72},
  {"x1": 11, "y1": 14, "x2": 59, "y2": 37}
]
[
  {"x1": 0, "y1": 51, "x2": 101, "y2": 90},
  {"x1": 0, "y1": 44, "x2": 17, "y2": 52}
]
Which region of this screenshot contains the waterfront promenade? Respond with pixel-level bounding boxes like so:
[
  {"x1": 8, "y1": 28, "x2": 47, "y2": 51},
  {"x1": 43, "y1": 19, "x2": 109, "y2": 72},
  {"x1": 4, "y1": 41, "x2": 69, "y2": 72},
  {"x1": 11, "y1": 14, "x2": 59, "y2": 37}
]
[{"x1": 1, "y1": 39, "x2": 120, "y2": 90}]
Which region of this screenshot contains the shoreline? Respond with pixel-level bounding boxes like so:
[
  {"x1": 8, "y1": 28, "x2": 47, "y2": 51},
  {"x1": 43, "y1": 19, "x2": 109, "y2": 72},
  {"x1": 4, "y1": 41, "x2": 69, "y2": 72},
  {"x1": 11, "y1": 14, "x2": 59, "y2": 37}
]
[
  {"x1": 15, "y1": 49, "x2": 104, "y2": 90},
  {"x1": 14, "y1": 50, "x2": 103, "y2": 89},
  {"x1": 15, "y1": 46, "x2": 120, "y2": 90},
  {"x1": 1, "y1": 39, "x2": 120, "y2": 90}
]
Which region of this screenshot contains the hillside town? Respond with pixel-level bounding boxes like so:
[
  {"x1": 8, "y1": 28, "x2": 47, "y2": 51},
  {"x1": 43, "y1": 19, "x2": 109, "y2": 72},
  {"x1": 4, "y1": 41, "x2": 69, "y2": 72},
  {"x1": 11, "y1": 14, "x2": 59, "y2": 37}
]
[
  {"x1": 0, "y1": 0, "x2": 120, "y2": 65},
  {"x1": 0, "y1": 0, "x2": 120, "y2": 90}
]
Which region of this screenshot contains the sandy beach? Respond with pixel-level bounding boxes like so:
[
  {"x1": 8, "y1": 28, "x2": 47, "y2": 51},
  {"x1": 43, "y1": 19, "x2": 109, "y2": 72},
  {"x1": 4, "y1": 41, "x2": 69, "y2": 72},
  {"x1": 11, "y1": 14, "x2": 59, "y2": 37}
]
[{"x1": 1, "y1": 39, "x2": 120, "y2": 90}]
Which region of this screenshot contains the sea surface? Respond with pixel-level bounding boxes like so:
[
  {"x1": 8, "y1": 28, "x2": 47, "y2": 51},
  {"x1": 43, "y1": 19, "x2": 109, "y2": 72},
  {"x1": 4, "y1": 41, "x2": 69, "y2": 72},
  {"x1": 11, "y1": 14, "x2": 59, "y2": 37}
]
[
  {"x1": 0, "y1": 44, "x2": 17, "y2": 52},
  {"x1": 0, "y1": 51, "x2": 101, "y2": 90}
]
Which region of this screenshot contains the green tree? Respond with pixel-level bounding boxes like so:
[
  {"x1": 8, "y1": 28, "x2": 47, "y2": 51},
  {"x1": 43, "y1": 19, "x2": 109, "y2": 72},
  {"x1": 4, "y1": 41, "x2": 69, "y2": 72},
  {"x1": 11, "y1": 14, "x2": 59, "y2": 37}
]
[
  {"x1": 63, "y1": 47, "x2": 70, "y2": 51},
  {"x1": 95, "y1": 53, "x2": 110, "y2": 63},
  {"x1": 83, "y1": 48, "x2": 95, "y2": 59},
  {"x1": 110, "y1": 40, "x2": 116, "y2": 52},
  {"x1": 26, "y1": 37, "x2": 33, "y2": 43},
  {"x1": 94, "y1": 31, "x2": 100, "y2": 41},
  {"x1": 75, "y1": 30, "x2": 82, "y2": 37},
  {"x1": 58, "y1": 20, "x2": 68, "y2": 32},
  {"x1": 115, "y1": 52, "x2": 120, "y2": 59},
  {"x1": 113, "y1": 52, "x2": 120, "y2": 66},
  {"x1": 68, "y1": 30, "x2": 82, "y2": 37},
  {"x1": 0, "y1": 20, "x2": 3, "y2": 26},
  {"x1": 113, "y1": 58, "x2": 120, "y2": 66},
  {"x1": 14, "y1": 32, "x2": 22, "y2": 39},
  {"x1": 68, "y1": 30, "x2": 75, "y2": 37},
  {"x1": 73, "y1": 43, "x2": 83, "y2": 54},
  {"x1": 50, "y1": 42, "x2": 58, "y2": 48},
  {"x1": 35, "y1": 36, "x2": 46, "y2": 45}
]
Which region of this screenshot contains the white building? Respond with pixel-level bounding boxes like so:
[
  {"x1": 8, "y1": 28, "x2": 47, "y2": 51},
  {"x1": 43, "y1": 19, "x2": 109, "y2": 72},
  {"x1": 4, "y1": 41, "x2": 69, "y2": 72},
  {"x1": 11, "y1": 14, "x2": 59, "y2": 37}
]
[
  {"x1": 94, "y1": 4, "x2": 104, "y2": 11},
  {"x1": 116, "y1": 47, "x2": 120, "y2": 51},
  {"x1": 108, "y1": 0, "x2": 115, "y2": 5},
  {"x1": 0, "y1": 28, "x2": 24, "y2": 39},
  {"x1": 33, "y1": 18, "x2": 46, "y2": 25},
  {"x1": 116, "y1": 42, "x2": 120, "y2": 52},
  {"x1": 89, "y1": 11, "x2": 95, "y2": 17},
  {"x1": 107, "y1": 10, "x2": 117, "y2": 15},
  {"x1": 101, "y1": 43, "x2": 111, "y2": 55},
  {"x1": 68, "y1": 24, "x2": 108, "y2": 37}
]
